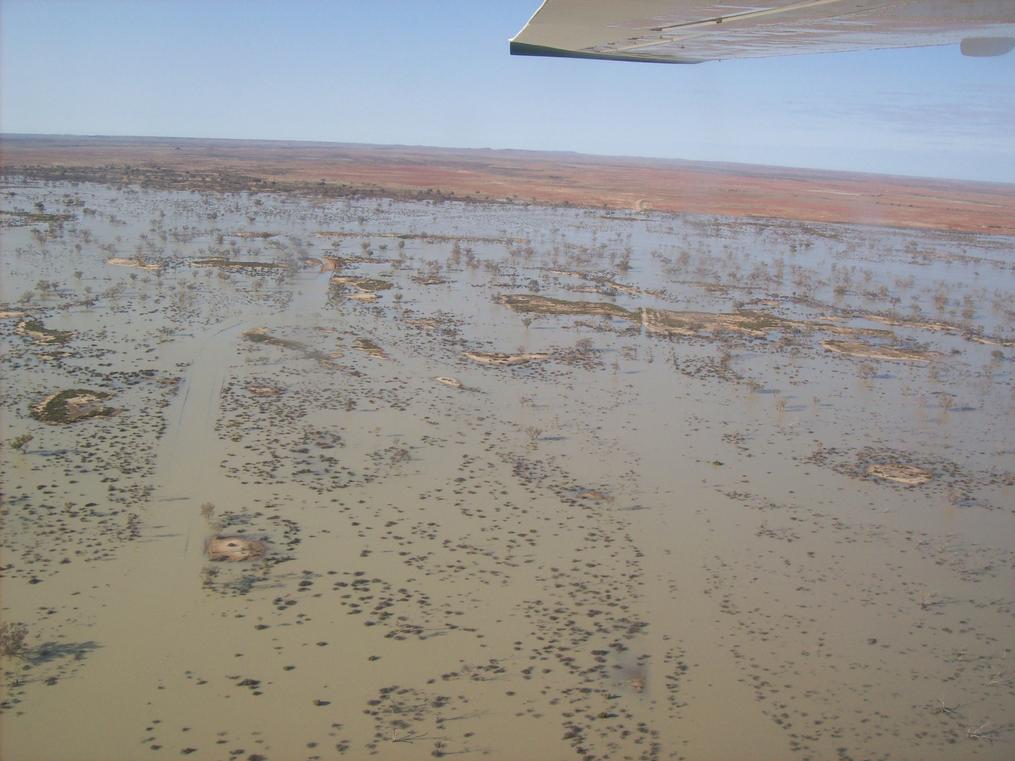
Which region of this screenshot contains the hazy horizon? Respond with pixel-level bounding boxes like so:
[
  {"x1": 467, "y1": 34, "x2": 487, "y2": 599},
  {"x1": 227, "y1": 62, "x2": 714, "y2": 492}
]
[
  {"x1": 4, "y1": 131, "x2": 1014, "y2": 189},
  {"x1": 2, "y1": 1, "x2": 1013, "y2": 184}
]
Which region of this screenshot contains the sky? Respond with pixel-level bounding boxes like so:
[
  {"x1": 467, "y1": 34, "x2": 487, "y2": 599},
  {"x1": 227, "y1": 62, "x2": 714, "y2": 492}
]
[{"x1": 2, "y1": 0, "x2": 1013, "y2": 183}]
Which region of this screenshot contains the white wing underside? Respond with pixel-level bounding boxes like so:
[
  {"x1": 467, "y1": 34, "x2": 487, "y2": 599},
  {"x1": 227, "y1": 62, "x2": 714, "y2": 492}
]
[{"x1": 510, "y1": 0, "x2": 1015, "y2": 63}]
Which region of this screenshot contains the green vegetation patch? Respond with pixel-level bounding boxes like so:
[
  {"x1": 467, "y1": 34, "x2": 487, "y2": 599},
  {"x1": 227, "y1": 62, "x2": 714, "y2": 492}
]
[
  {"x1": 16, "y1": 319, "x2": 74, "y2": 344},
  {"x1": 31, "y1": 389, "x2": 117, "y2": 424},
  {"x1": 735, "y1": 310, "x2": 794, "y2": 334},
  {"x1": 191, "y1": 258, "x2": 284, "y2": 270},
  {"x1": 229, "y1": 231, "x2": 279, "y2": 239},
  {"x1": 330, "y1": 275, "x2": 394, "y2": 292},
  {"x1": 497, "y1": 293, "x2": 637, "y2": 321},
  {"x1": 0, "y1": 210, "x2": 74, "y2": 227},
  {"x1": 643, "y1": 308, "x2": 795, "y2": 338}
]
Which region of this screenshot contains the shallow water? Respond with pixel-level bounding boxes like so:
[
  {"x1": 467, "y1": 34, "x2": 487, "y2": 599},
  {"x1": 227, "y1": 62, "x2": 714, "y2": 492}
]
[{"x1": 2, "y1": 180, "x2": 1014, "y2": 760}]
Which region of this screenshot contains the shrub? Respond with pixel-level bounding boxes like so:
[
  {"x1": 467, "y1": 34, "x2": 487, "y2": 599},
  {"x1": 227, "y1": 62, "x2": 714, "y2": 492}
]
[{"x1": 0, "y1": 622, "x2": 29, "y2": 658}]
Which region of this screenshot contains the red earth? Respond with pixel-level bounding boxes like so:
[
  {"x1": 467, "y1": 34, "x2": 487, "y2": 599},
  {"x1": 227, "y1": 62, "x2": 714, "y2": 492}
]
[{"x1": 3, "y1": 134, "x2": 1013, "y2": 235}]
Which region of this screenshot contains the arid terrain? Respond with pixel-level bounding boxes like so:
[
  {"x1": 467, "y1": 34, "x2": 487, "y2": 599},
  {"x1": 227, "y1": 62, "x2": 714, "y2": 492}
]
[
  {"x1": 4, "y1": 134, "x2": 1015, "y2": 235},
  {"x1": 1, "y1": 140, "x2": 1014, "y2": 761}
]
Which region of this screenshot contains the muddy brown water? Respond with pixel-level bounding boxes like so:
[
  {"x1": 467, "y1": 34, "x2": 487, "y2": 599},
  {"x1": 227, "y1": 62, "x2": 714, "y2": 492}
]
[{"x1": 1, "y1": 180, "x2": 1014, "y2": 760}]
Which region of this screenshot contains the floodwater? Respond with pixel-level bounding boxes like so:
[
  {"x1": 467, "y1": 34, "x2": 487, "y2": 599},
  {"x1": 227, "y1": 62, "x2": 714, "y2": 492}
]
[{"x1": 1, "y1": 180, "x2": 1014, "y2": 761}]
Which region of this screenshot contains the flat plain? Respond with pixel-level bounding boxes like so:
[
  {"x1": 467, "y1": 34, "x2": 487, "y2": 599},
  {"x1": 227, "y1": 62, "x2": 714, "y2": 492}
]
[{"x1": 1, "y1": 137, "x2": 1014, "y2": 761}]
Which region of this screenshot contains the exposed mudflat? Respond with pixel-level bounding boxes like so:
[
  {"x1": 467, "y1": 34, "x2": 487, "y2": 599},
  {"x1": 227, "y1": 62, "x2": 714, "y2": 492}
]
[{"x1": 2, "y1": 178, "x2": 1014, "y2": 761}]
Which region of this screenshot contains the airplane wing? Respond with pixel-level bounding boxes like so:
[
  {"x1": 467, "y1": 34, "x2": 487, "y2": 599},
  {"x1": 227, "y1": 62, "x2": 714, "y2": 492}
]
[{"x1": 510, "y1": 1, "x2": 1015, "y2": 63}]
